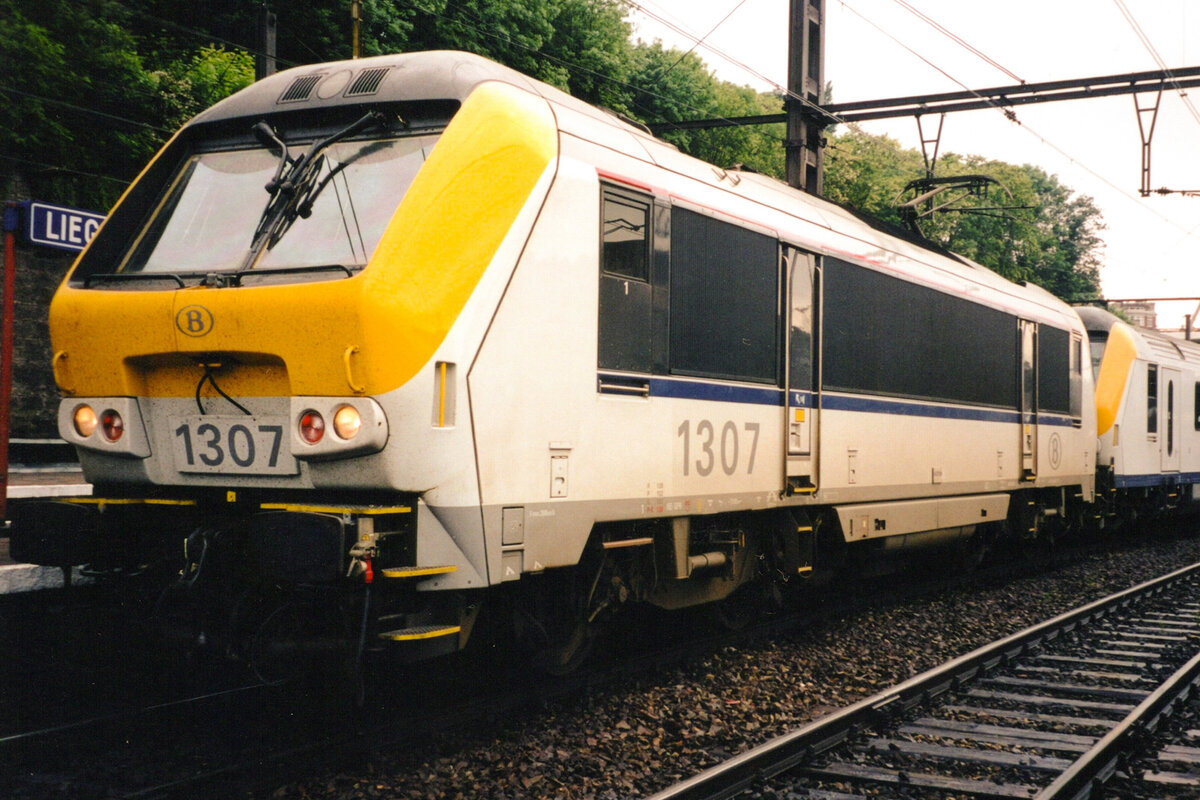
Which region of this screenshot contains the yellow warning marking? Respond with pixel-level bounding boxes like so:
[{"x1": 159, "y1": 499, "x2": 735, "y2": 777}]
[
  {"x1": 64, "y1": 497, "x2": 197, "y2": 506},
  {"x1": 438, "y1": 361, "x2": 447, "y2": 428},
  {"x1": 381, "y1": 565, "x2": 458, "y2": 579},
  {"x1": 1095, "y1": 321, "x2": 1138, "y2": 436},
  {"x1": 259, "y1": 503, "x2": 412, "y2": 515},
  {"x1": 379, "y1": 625, "x2": 461, "y2": 642}
]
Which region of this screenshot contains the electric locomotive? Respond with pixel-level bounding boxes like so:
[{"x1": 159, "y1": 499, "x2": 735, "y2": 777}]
[
  {"x1": 10, "y1": 51, "x2": 1096, "y2": 673},
  {"x1": 1079, "y1": 306, "x2": 1200, "y2": 524}
]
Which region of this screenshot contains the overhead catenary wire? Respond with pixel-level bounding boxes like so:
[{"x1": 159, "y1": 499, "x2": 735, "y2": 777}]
[
  {"x1": 137, "y1": 12, "x2": 299, "y2": 70},
  {"x1": 837, "y1": 0, "x2": 1014, "y2": 118},
  {"x1": 621, "y1": 0, "x2": 846, "y2": 125},
  {"x1": 662, "y1": 0, "x2": 750, "y2": 76},
  {"x1": 0, "y1": 85, "x2": 173, "y2": 135},
  {"x1": 0, "y1": 10, "x2": 283, "y2": 145},
  {"x1": 836, "y1": 0, "x2": 1196, "y2": 238},
  {"x1": 437, "y1": 4, "x2": 790, "y2": 153},
  {"x1": 1112, "y1": 0, "x2": 1200, "y2": 130},
  {"x1": 890, "y1": 0, "x2": 1024, "y2": 84},
  {"x1": 5, "y1": 3, "x2": 790, "y2": 192},
  {"x1": 0, "y1": 153, "x2": 131, "y2": 188}
]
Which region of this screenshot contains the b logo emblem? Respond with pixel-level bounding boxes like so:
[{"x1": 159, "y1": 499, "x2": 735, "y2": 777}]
[
  {"x1": 1048, "y1": 432, "x2": 1062, "y2": 470},
  {"x1": 176, "y1": 305, "x2": 214, "y2": 337}
]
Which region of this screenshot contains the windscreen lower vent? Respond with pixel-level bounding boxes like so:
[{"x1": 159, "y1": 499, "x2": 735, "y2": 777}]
[
  {"x1": 278, "y1": 74, "x2": 324, "y2": 103},
  {"x1": 345, "y1": 67, "x2": 389, "y2": 97}
]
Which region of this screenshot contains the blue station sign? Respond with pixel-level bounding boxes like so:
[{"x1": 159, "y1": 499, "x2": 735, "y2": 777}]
[{"x1": 24, "y1": 201, "x2": 106, "y2": 252}]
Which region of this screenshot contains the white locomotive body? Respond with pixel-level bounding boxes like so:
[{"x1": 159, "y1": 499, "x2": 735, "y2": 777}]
[{"x1": 10, "y1": 52, "x2": 1099, "y2": 668}]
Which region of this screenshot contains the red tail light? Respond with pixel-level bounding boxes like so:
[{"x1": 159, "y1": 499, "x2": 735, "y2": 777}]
[
  {"x1": 299, "y1": 410, "x2": 325, "y2": 444},
  {"x1": 101, "y1": 410, "x2": 124, "y2": 442}
]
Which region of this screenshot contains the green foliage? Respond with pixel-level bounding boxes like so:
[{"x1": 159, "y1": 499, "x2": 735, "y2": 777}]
[
  {"x1": 685, "y1": 82, "x2": 785, "y2": 177},
  {"x1": 0, "y1": 0, "x2": 163, "y2": 209},
  {"x1": 152, "y1": 46, "x2": 255, "y2": 130},
  {"x1": 823, "y1": 126, "x2": 1104, "y2": 302},
  {"x1": 626, "y1": 43, "x2": 717, "y2": 132},
  {"x1": 823, "y1": 126, "x2": 925, "y2": 225},
  {"x1": 623, "y1": 42, "x2": 785, "y2": 178},
  {"x1": 0, "y1": 0, "x2": 1104, "y2": 302},
  {"x1": 544, "y1": 0, "x2": 634, "y2": 109}
]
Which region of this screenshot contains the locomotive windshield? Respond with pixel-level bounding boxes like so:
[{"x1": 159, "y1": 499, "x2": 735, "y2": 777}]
[
  {"x1": 1088, "y1": 332, "x2": 1107, "y2": 377},
  {"x1": 118, "y1": 131, "x2": 438, "y2": 280}
]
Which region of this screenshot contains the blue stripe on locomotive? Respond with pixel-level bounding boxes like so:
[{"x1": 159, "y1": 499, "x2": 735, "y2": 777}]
[
  {"x1": 1115, "y1": 472, "x2": 1200, "y2": 488},
  {"x1": 597, "y1": 372, "x2": 1079, "y2": 427}
]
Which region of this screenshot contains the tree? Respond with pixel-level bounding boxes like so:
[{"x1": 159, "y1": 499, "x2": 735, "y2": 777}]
[
  {"x1": 543, "y1": 0, "x2": 634, "y2": 111},
  {"x1": 152, "y1": 46, "x2": 255, "y2": 131},
  {"x1": 823, "y1": 125, "x2": 925, "y2": 226},
  {"x1": 676, "y1": 82, "x2": 785, "y2": 177},
  {"x1": 0, "y1": 0, "x2": 1106, "y2": 305},
  {"x1": 0, "y1": 0, "x2": 164, "y2": 209},
  {"x1": 823, "y1": 126, "x2": 1104, "y2": 302},
  {"x1": 625, "y1": 41, "x2": 718, "y2": 143}
]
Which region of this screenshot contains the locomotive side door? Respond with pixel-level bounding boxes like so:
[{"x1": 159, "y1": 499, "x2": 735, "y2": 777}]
[
  {"x1": 1019, "y1": 320, "x2": 1038, "y2": 480},
  {"x1": 1162, "y1": 367, "x2": 1181, "y2": 473},
  {"x1": 785, "y1": 247, "x2": 819, "y2": 494}
]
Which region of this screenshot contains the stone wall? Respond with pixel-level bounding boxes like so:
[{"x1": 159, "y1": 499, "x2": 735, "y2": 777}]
[{"x1": 4, "y1": 239, "x2": 74, "y2": 439}]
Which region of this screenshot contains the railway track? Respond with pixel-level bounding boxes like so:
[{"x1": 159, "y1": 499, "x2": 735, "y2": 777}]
[
  {"x1": 0, "y1": 545, "x2": 969, "y2": 798},
  {"x1": 0, "y1": 583, "x2": 786, "y2": 798},
  {"x1": 1, "y1": 537, "x2": 1190, "y2": 798},
  {"x1": 648, "y1": 561, "x2": 1200, "y2": 800},
  {"x1": 1103, "y1": 676, "x2": 1200, "y2": 797}
]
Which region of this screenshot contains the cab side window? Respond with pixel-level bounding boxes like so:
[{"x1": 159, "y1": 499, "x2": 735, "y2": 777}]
[
  {"x1": 1148, "y1": 364, "x2": 1159, "y2": 434},
  {"x1": 598, "y1": 188, "x2": 652, "y2": 372},
  {"x1": 1194, "y1": 381, "x2": 1200, "y2": 430},
  {"x1": 1069, "y1": 335, "x2": 1083, "y2": 420},
  {"x1": 602, "y1": 193, "x2": 649, "y2": 280}
]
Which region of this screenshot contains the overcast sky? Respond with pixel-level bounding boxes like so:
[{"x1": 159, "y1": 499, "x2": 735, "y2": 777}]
[{"x1": 626, "y1": 0, "x2": 1200, "y2": 328}]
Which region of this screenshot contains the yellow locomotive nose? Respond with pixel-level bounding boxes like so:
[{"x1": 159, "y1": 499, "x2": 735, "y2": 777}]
[
  {"x1": 1094, "y1": 321, "x2": 1138, "y2": 436},
  {"x1": 49, "y1": 81, "x2": 559, "y2": 406}
]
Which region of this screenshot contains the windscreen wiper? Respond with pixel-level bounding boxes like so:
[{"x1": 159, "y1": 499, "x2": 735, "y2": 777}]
[
  {"x1": 252, "y1": 120, "x2": 293, "y2": 196},
  {"x1": 201, "y1": 264, "x2": 358, "y2": 287},
  {"x1": 248, "y1": 111, "x2": 390, "y2": 258},
  {"x1": 83, "y1": 272, "x2": 189, "y2": 288},
  {"x1": 85, "y1": 265, "x2": 358, "y2": 289}
]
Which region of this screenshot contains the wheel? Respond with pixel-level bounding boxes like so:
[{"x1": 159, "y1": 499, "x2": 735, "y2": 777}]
[
  {"x1": 532, "y1": 617, "x2": 594, "y2": 675},
  {"x1": 707, "y1": 583, "x2": 762, "y2": 631}
]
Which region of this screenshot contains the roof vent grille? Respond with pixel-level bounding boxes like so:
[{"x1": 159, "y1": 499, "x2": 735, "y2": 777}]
[
  {"x1": 278, "y1": 74, "x2": 323, "y2": 103},
  {"x1": 345, "y1": 67, "x2": 389, "y2": 97}
]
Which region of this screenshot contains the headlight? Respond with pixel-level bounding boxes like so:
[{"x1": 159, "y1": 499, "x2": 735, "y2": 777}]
[
  {"x1": 332, "y1": 405, "x2": 362, "y2": 440},
  {"x1": 73, "y1": 405, "x2": 98, "y2": 437}
]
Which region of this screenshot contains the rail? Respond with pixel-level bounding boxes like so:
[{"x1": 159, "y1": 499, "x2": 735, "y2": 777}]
[{"x1": 646, "y1": 561, "x2": 1200, "y2": 800}]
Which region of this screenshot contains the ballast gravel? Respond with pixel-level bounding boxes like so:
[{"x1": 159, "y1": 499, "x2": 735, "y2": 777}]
[{"x1": 273, "y1": 535, "x2": 1200, "y2": 800}]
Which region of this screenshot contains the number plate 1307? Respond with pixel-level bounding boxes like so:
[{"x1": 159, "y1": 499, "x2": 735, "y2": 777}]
[{"x1": 170, "y1": 416, "x2": 299, "y2": 475}]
